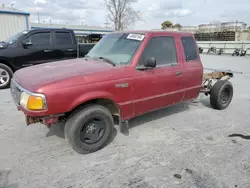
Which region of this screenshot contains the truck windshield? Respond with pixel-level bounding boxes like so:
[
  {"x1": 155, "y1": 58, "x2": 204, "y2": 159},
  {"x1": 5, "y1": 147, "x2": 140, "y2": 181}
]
[
  {"x1": 5, "y1": 30, "x2": 28, "y2": 44},
  {"x1": 87, "y1": 33, "x2": 145, "y2": 65}
]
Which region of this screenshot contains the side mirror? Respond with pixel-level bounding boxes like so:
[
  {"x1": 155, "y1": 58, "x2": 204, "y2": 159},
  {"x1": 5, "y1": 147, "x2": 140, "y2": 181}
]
[
  {"x1": 144, "y1": 57, "x2": 156, "y2": 68},
  {"x1": 22, "y1": 39, "x2": 33, "y2": 47}
]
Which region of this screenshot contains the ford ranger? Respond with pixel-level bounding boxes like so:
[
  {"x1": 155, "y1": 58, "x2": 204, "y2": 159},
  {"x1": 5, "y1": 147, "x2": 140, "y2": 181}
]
[{"x1": 10, "y1": 30, "x2": 236, "y2": 154}]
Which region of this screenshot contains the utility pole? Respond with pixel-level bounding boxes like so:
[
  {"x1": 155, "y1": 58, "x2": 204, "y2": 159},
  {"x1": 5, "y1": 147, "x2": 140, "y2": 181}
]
[
  {"x1": 37, "y1": 12, "x2": 40, "y2": 23},
  {"x1": 104, "y1": 15, "x2": 110, "y2": 28}
]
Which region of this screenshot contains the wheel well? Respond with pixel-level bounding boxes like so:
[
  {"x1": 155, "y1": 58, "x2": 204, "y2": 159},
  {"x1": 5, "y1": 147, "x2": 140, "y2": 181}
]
[
  {"x1": 65, "y1": 98, "x2": 121, "y2": 123},
  {"x1": 0, "y1": 59, "x2": 15, "y2": 73}
]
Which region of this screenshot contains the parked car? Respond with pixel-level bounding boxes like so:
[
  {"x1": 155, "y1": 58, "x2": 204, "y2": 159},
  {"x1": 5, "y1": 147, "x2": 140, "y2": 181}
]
[
  {"x1": 10, "y1": 30, "x2": 236, "y2": 154},
  {"x1": 0, "y1": 28, "x2": 95, "y2": 89}
]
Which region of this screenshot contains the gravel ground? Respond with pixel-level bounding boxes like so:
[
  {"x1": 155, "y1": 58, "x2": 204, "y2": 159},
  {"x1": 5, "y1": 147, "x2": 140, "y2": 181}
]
[{"x1": 0, "y1": 54, "x2": 250, "y2": 188}]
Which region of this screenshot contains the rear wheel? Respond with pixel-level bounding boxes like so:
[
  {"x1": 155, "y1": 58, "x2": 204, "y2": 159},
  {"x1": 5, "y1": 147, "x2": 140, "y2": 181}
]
[
  {"x1": 0, "y1": 63, "x2": 13, "y2": 89},
  {"x1": 65, "y1": 104, "x2": 114, "y2": 154},
  {"x1": 210, "y1": 80, "x2": 233, "y2": 110}
]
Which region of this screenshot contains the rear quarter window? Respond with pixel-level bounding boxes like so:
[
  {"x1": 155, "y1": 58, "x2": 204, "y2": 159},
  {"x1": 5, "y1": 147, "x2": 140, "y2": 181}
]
[
  {"x1": 181, "y1": 36, "x2": 198, "y2": 62},
  {"x1": 55, "y1": 32, "x2": 73, "y2": 45}
]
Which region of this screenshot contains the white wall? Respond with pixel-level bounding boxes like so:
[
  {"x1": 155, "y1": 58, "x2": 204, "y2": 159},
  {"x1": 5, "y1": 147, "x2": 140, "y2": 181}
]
[
  {"x1": 197, "y1": 41, "x2": 250, "y2": 55},
  {"x1": 0, "y1": 14, "x2": 29, "y2": 41}
]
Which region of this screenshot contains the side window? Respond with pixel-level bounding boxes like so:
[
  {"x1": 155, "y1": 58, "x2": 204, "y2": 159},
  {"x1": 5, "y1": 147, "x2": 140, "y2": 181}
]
[
  {"x1": 181, "y1": 36, "x2": 198, "y2": 61},
  {"x1": 28, "y1": 32, "x2": 51, "y2": 45},
  {"x1": 55, "y1": 32, "x2": 73, "y2": 45},
  {"x1": 139, "y1": 36, "x2": 177, "y2": 66}
]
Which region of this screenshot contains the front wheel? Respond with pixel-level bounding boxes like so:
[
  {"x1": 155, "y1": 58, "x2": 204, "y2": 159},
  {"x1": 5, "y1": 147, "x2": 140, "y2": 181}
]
[
  {"x1": 65, "y1": 104, "x2": 114, "y2": 154},
  {"x1": 210, "y1": 80, "x2": 233, "y2": 110},
  {"x1": 0, "y1": 63, "x2": 13, "y2": 89}
]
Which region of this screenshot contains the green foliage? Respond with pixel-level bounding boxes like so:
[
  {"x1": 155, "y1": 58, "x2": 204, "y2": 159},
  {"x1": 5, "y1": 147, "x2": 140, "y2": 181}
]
[
  {"x1": 174, "y1": 23, "x2": 182, "y2": 29},
  {"x1": 161, "y1": 21, "x2": 173, "y2": 29}
]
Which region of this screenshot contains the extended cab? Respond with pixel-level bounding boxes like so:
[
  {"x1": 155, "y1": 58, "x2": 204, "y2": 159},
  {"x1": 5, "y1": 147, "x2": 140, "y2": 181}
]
[
  {"x1": 10, "y1": 30, "x2": 235, "y2": 154},
  {"x1": 0, "y1": 28, "x2": 95, "y2": 89}
]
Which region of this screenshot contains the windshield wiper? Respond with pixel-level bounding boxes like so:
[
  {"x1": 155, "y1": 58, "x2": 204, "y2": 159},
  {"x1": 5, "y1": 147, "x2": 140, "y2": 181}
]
[{"x1": 98, "y1": 56, "x2": 116, "y2": 66}]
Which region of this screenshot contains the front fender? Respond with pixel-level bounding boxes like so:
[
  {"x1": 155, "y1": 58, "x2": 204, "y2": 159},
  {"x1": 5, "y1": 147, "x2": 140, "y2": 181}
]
[{"x1": 69, "y1": 90, "x2": 118, "y2": 111}]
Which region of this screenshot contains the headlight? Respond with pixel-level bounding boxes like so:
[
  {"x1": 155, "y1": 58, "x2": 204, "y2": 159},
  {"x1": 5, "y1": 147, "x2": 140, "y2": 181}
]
[{"x1": 20, "y1": 92, "x2": 46, "y2": 110}]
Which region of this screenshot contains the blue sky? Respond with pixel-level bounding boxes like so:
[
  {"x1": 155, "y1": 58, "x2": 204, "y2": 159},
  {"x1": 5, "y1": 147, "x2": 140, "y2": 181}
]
[{"x1": 2, "y1": 0, "x2": 250, "y2": 29}]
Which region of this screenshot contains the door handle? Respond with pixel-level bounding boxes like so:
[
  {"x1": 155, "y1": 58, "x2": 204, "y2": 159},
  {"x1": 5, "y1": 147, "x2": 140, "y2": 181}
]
[
  {"x1": 176, "y1": 71, "x2": 182, "y2": 76},
  {"x1": 44, "y1": 49, "x2": 52, "y2": 52},
  {"x1": 67, "y1": 49, "x2": 74, "y2": 51}
]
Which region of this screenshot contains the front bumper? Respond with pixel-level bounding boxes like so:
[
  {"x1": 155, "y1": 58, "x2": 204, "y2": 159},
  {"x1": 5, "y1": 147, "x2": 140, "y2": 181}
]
[{"x1": 10, "y1": 79, "x2": 61, "y2": 126}]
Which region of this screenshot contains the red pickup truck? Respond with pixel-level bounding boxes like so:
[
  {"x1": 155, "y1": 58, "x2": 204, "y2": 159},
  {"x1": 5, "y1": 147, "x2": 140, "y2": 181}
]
[{"x1": 10, "y1": 30, "x2": 235, "y2": 154}]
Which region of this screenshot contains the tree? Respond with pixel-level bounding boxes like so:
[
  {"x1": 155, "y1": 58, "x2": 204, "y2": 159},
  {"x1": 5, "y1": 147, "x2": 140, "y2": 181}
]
[
  {"x1": 161, "y1": 21, "x2": 173, "y2": 29},
  {"x1": 105, "y1": 0, "x2": 142, "y2": 31},
  {"x1": 174, "y1": 23, "x2": 182, "y2": 29}
]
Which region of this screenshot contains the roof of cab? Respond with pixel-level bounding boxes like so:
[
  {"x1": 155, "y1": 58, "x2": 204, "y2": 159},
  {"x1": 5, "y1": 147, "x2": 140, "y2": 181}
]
[
  {"x1": 109, "y1": 30, "x2": 194, "y2": 36},
  {"x1": 31, "y1": 28, "x2": 73, "y2": 32}
]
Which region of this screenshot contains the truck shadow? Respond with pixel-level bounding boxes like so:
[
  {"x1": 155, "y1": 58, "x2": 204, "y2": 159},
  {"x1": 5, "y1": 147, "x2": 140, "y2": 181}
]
[
  {"x1": 45, "y1": 121, "x2": 117, "y2": 145},
  {"x1": 200, "y1": 98, "x2": 213, "y2": 109},
  {"x1": 0, "y1": 169, "x2": 19, "y2": 188},
  {"x1": 129, "y1": 102, "x2": 190, "y2": 129},
  {"x1": 46, "y1": 103, "x2": 190, "y2": 139}
]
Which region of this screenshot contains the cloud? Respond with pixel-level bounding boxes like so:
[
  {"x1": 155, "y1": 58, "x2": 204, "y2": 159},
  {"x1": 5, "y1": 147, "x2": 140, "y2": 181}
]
[
  {"x1": 34, "y1": 0, "x2": 46, "y2": 5},
  {"x1": 0, "y1": 0, "x2": 249, "y2": 29}
]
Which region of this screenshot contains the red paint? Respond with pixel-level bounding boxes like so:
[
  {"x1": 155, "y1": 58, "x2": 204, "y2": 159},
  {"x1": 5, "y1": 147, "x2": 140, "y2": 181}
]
[{"x1": 12, "y1": 30, "x2": 203, "y2": 122}]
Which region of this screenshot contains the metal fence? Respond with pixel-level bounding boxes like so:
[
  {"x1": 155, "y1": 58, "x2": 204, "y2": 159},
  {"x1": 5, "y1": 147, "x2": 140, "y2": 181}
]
[{"x1": 197, "y1": 41, "x2": 250, "y2": 55}]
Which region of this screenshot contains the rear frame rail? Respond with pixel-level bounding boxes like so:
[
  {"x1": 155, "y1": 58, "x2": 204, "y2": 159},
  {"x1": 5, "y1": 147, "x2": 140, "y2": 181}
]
[{"x1": 201, "y1": 68, "x2": 243, "y2": 95}]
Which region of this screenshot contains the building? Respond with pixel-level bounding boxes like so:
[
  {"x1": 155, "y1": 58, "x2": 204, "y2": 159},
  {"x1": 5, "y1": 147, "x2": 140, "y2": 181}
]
[
  {"x1": 194, "y1": 21, "x2": 248, "y2": 41},
  {"x1": 181, "y1": 26, "x2": 198, "y2": 33},
  {"x1": 31, "y1": 23, "x2": 115, "y2": 43},
  {"x1": 197, "y1": 21, "x2": 247, "y2": 33},
  {"x1": 0, "y1": 6, "x2": 30, "y2": 41},
  {"x1": 175, "y1": 21, "x2": 248, "y2": 41}
]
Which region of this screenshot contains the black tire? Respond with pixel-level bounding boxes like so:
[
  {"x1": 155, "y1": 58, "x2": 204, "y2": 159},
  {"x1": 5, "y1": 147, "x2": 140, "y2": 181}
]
[
  {"x1": 210, "y1": 80, "x2": 233, "y2": 110},
  {"x1": 65, "y1": 104, "x2": 114, "y2": 154},
  {"x1": 0, "y1": 63, "x2": 13, "y2": 89}
]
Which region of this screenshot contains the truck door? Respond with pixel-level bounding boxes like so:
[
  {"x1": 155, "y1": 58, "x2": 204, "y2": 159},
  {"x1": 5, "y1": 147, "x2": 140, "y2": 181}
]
[
  {"x1": 180, "y1": 36, "x2": 203, "y2": 101},
  {"x1": 18, "y1": 31, "x2": 54, "y2": 67},
  {"x1": 133, "y1": 35, "x2": 185, "y2": 116},
  {"x1": 52, "y1": 31, "x2": 77, "y2": 60}
]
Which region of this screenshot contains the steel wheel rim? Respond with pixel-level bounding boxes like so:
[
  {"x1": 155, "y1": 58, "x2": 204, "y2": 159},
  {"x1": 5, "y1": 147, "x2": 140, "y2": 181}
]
[
  {"x1": 0, "y1": 68, "x2": 10, "y2": 87},
  {"x1": 79, "y1": 117, "x2": 106, "y2": 144},
  {"x1": 220, "y1": 87, "x2": 230, "y2": 104}
]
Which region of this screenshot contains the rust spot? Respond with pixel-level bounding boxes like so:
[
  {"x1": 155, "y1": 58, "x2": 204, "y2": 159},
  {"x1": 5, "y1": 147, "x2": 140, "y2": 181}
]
[{"x1": 25, "y1": 116, "x2": 41, "y2": 125}]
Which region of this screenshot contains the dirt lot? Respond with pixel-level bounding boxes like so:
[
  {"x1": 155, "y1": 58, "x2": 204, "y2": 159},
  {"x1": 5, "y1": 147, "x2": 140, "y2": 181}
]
[{"x1": 0, "y1": 55, "x2": 250, "y2": 188}]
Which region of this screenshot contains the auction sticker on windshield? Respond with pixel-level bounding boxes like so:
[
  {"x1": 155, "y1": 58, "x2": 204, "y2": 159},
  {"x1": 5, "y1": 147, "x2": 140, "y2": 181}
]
[{"x1": 127, "y1": 34, "x2": 145, "y2": 41}]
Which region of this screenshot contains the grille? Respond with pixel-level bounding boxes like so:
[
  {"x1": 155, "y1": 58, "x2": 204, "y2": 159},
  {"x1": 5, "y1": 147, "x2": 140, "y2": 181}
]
[{"x1": 10, "y1": 80, "x2": 22, "y2": 105}]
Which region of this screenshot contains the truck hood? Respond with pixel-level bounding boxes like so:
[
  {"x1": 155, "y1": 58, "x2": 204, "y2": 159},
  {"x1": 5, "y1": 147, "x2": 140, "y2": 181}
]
[{"x1": 13, "y1": 58, "x2": 117, "y2": 91}]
